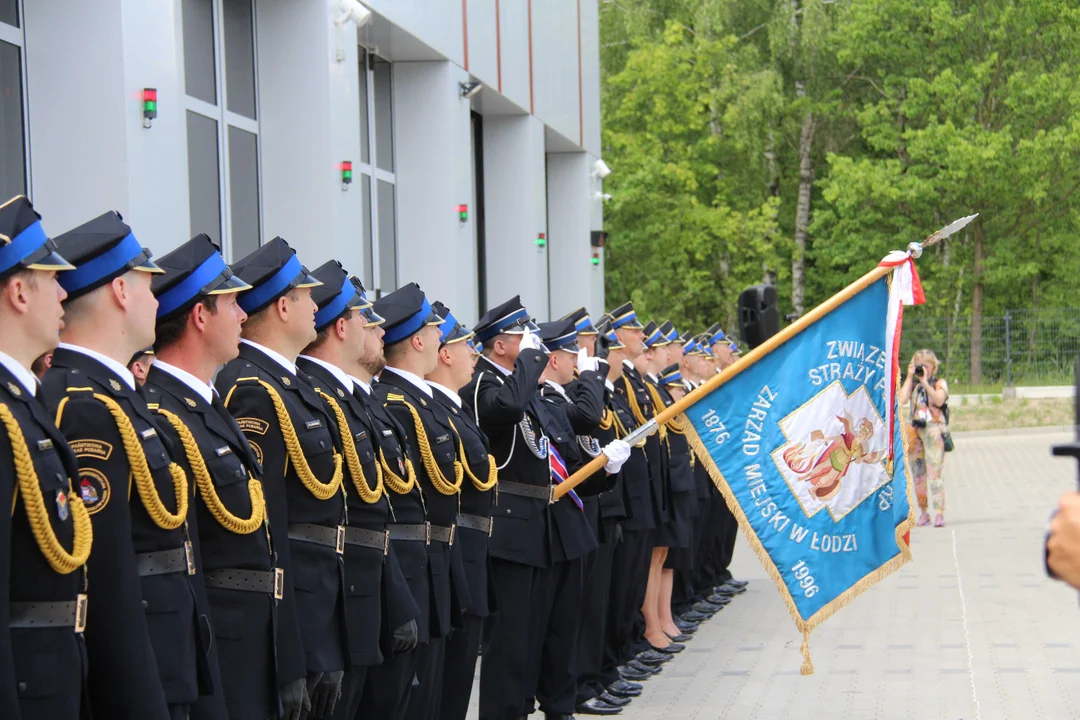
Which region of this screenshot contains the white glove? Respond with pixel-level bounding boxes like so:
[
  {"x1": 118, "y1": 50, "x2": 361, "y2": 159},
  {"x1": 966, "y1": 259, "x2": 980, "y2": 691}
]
[
  {"x1": 603, "y1": 438, "x2": 632, "y2": 474},
  {"x1": 577, "y1": 349, "x2": 600, "y2": 374},
  {"x1": 519, "y1": 328, "x2": 545, "y2": 352}
]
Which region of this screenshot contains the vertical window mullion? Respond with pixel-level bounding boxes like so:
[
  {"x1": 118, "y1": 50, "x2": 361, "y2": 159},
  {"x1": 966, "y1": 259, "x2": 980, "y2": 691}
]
[
  {"x1": 366, "y1": 60, "x2": 381, "y2": 294},
  {"x1": 213, "y1": 0, "x2": 232, "y2": 260}
]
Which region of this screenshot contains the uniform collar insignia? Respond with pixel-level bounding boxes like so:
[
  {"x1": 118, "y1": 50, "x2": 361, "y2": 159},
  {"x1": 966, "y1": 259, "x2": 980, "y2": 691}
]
[
  {"x1": 7, "y1": 382, "x2": 20, "y2": 396},
  {"x1": 337, "y1": 388, "x2": 345, "y2": 398},
  {"x1": 281, "y1": 376, "x2": 291, "y2": 386},
  {"x1": 185, "y1": 397, "x2": 197, "y2": 407},
  {"x1": 109, "y1": 379, "x2": 122, "y2": 392}
]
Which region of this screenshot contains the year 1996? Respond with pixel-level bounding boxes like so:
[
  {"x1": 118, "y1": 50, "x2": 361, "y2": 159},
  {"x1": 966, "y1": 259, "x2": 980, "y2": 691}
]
[{"x1": 791, "y1": 560, "x2": 819, "y2": 598}]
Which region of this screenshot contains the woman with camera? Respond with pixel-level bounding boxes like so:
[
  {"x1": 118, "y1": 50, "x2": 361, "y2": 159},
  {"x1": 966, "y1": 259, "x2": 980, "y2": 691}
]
[{"x1": 899, "y1": 349, "x2": 950, "y2": 527}]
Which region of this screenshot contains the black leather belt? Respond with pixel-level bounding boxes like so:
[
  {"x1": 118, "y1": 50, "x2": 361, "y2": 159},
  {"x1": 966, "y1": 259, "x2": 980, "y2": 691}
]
[
  {"x1": 288, "y1": 523, "x2": 346, "y2": 555},
  {"x1": 456, "y1": 513, "x2": 493, "y2": 536},
  {"x1": 10, "y1": 596, "x2": 88, "y2": 633},
  {"x1": 429, "y1": 524, "x2": 455, "y2": 546},
  {"x1": 204, "y1": 568, "x2": 285, "y2": 600},
  {"x1": 498, "y1": 480, "x2": 553, "y2": 502},
  {"x1": 389, "y1": 523, "x2": 430, "y2": 544},
  {"x1": 345, "y1": 527, "x2": 390, "y2": 554},
  {"x1": 137, "y1": 547, "x2": 194, "y2": 577}
]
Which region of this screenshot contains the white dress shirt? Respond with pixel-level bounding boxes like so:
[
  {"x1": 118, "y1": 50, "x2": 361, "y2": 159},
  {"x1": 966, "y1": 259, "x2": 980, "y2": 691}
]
[
  {"x1": 381, "y1": 366, "x2": 433, "y2": 397},
  {"x1": 298, "y1": 355, "x2": 354, "y2": 392},
  {"x1": 153, "y1": 360, "x2": 214, "y2": 403},
  {"x1": 241, "y1": 339, "x2": 297, "y2": 376},
  {"x1": 0, "y1": 350, "x2": 38, "y2": 396},
  {"x1": 58, "y1": 343, "x2": 137, "y2": 391},
  {"x1": 349, "y1": 375, "x2": 372, "y2": 395},
  {"x1": 427, "y1": 381, "x2": 462, "y2": 408}
]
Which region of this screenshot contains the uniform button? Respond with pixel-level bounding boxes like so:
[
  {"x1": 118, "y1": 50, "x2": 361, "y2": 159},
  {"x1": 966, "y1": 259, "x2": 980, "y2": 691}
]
[
  {"x1": 235, "y1": 470, "x2": 244, "y2": 478},
  {"x1": 319, "y1": 441, "x2": 326, "y2": 449},
  {"x1": 159, "y1": 453, "x2": 167, "y2": 463},
  {"x1": 506, "y1": 509, "x2": 511, "y2": 515},
  {"x1": 142, "y1": 600, "x2": 149, "y2": 609},
  {"x1": 17, "y1": 682, "x2": 26, "y2": 693},
  {"x1": 350, "y1": 585, "x2": 355, "y2": 592}
]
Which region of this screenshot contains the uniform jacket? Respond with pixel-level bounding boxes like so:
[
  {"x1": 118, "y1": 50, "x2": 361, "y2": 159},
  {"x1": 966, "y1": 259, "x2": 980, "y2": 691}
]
[
  {"x1": 460, "y1": 352, "x2": 549, "y2": 569},
  {"x1": 145, "y1": 366, "x2": 277, "y2": 720},
  {"x1": 43, "y1": 347, "x2": 208, "y2": 719},
  {"x1": 652, "y1": 382, "x2": 697, "y2": 497},
  {"x1": 609, "y1": 390, "x2": 654, "y2": 532},
  {"x1": 430, "y1": 386, "x2": 496, "y2": 618},
  {"x1": 215, "y1": 342, "x2": 347, "y2": 679},
  {"x1": 298, "y1": 358, "x2": 413, "y2": 666},
  {"x1": 375, "y1": 369, "x2": 469, "y2": 637},
  {"x1": 618, "y1": 364, "x2": 669, "y2": 528},
  {"x1": 0, "y1": 363, "x2": 86, "y2": 720},
  {"x1": 350, "y1": 383, "x2": 426, "y2": 647}
]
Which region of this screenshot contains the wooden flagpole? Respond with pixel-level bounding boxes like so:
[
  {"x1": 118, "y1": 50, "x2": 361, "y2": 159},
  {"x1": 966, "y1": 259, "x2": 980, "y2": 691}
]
[{"x1": 552, "y1": 262, "x2": 895, "y2": 500}]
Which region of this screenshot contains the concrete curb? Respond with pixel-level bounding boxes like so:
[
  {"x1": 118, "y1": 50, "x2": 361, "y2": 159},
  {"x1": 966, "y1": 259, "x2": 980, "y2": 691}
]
[{"x1": 951, "y1": 424, "x2": 1072, "y2": 439}]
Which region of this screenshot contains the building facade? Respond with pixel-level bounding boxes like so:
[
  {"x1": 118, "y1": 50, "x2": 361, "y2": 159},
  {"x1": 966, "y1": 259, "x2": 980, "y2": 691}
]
[{"x1": 1, "y1": 0, "x2": 607, "y2": 323}]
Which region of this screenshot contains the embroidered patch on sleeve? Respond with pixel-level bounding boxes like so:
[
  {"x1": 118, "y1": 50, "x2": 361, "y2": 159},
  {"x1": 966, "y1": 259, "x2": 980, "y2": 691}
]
[
  {"x1": 78, "y1": 468, "x2": 110, "y2": 515},
  {"x1": 236, "y1": 418, "x2": 270, "y2": 436},
  {"x1": 69, "y1": 439, "x2": 113, "y2": 461},
  {"x1": 247, "y1": 440, "x2": 264, "y2": 466}
]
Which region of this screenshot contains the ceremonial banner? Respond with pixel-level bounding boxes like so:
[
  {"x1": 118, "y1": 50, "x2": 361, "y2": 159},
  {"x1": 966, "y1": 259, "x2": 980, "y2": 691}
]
[{"x1": 684, "y1": 260, "x2": 920, "y2": 674}]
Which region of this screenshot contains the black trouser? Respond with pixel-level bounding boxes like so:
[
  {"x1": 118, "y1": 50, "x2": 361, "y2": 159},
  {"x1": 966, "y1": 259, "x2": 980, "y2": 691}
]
[
  {"x1": 404, "y1": 636, "x2": 445, "y2": 720},
  {"x1": 439, "y1": 614, "x2": 484, "y2": 720},
  {"x1": 168, "y1": 705, "x2": 189, "y2": 720},
  {"x1": 629, "y1": 531, "x2": 656, "y2": 656},
  {"x1": 526, "y1": 556, "x2": 585, "y2": 716},
  {"x1": 576, "y1": 523, "x2": 618, "y2": 704},
  {"x1": 479, "y1": 558, "x2": 545, "y2": 720},
  {"x1": 357, "y1": 644, "x2": 422, "y2": 720},
  {"x1": 330, "y1": 666, "x2": 368, "y2": 720},
  {"x1": 600, "y1": 528, "x2": 649, "y2": 686}
]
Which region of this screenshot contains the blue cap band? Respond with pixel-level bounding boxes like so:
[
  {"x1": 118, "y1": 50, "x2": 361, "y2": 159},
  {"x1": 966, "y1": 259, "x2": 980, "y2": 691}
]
[
  {"x1": 0, "y1": 221, "x2": 49, "y2": 276},
  {"x1": 683, "y1": 340, "x2": 698, "y2": 355},
  {"x1": 438, "y1": 310, "x2": 460, "y2": 343},
  {"x1": 239, "y1": 254, "x2": 303, "y2": 314},
  {"x1": 660, "y1": 370, "x2": 683, "y2": 386},
  {"x1": 611, "y1": 311, "x2": 638, "y2": 329},
  {"x1": 155, "y1": 252, "x2": 228, "y2": 319},
  {"x1": 60, "y1": 232, "x2": 145, "y2": 294},
  {"x1": 666, "y1": 327, "x2": 681, "y2": 342},
  {"x1": 709, "y1": 329, "x2": 727, "y2": 346},
  {"x1": 314, "y1": 276, "x2": 357, "y2": 329},
  {"x1": 384, "y1": 297, "x2": 436, "y2": 345},
  {"x1": 475, "y1": 307, "x2": 529, "y2": 343}
]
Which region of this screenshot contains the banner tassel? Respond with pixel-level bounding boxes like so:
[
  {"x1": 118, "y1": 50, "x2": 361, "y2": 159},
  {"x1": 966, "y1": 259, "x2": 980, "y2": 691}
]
[{"x1": 800, "y1": 629, "x2": 814, "y2": 675}]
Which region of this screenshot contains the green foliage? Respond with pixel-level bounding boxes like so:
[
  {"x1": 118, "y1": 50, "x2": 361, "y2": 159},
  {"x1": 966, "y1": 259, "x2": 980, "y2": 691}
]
[{"x1": 600, "y1": 0, "x2": 1080, "y2": 337}]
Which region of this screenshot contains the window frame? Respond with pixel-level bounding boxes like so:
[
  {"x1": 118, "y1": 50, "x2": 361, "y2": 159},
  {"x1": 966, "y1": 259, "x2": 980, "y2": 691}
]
[
  {"x1": 356, "y1": 47, "x2": 397, "y2": 296},
  {"x1": 180, "y1": 0, "x2": 262, "y2": 262},
  {"x1": 0, "y1": 0, "x2": 31, "y2": 200}
]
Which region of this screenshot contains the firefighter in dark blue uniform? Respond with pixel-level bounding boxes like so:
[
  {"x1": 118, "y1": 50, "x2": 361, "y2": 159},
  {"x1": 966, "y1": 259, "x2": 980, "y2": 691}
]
[
  {"x1": 372, "y1": 283, "x2": 470, "y2": 720},
  {"x1": 145, "y1": 235, "x2": 283, "y2": 720},
  {"x1": 42, "y1": 211, "x2": 213, "y2": 720},
  {"x1": 295, "y1": 261, "x2": 418, "y2": 720},
  {"x1": 0, "y1": 196, "x2": 91, "y2": 720},
  {"x1": 426, "y1": 301, "x2": 497, "y2": 720},
  {"x1": 214, "y1": 238, "x2": 347, "y2": 720}
]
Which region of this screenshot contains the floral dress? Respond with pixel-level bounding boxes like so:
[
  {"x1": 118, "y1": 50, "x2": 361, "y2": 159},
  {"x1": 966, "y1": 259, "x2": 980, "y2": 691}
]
[{"x1": 906, "y1": 379, "x2": 948, "y2": 513}]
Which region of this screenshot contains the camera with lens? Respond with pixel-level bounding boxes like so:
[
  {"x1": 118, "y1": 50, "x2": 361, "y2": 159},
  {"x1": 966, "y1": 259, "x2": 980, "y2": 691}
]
[{"x1": 913, "y1": 364, "x2": 925, "y2": 378}]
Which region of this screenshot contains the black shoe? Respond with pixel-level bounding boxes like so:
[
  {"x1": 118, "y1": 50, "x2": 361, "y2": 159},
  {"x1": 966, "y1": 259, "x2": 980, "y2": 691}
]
[
  {"x1": 607, "y1": 679, "x2": 643, "y2": 698},
  {"x1": 618, "y1": 665, "x2": 651, "y2": 681},
  {"x1": 636, "y1": 649, "x2": 672, "y2": 665},
  {"x1": 716, "y1": 582, "x2": 747, "y2": 595},
  {"x1": 544, "y1": 714, "x2": 575, "y2": 720},
  {"x1": 628, "y1": 658, "x2": 660, "y2": 674},
  {"x1": 651, "y1": 642, "x2": 685, "y2": 654},
  {"x1": 680, "y1": 610, "x2": 710, "y2": 622},
  {"x1": 692, "y1": 601, "x2": 721, "y2": 614},
  {"x1": 665, "y1": 632, "x2": 692, "y2": 643},
  {"x1": 575, "y1": 698, "x2": 622, "y2": 715},
  {"x1": 599, "y1": 691, "x2": 631, "y2": 708},
  {"x1": 706, "y1": 593, "x2": 732, "y2": 605},
  {"x1": 674, "y1": 618, "x2": 699, "y2": 632},
  {"x1": 727, "y1": 578, "x2": 749, "y2": 588}
]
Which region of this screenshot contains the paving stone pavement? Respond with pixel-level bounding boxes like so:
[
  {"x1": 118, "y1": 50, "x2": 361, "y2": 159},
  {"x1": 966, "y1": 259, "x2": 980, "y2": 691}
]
[{"x1": 466, "y1": 429, "x2": 1080, "y2": 719}]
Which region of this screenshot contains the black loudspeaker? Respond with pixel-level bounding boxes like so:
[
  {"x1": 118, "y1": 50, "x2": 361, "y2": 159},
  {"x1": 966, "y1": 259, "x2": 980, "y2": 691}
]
[{"x1": 738, "y1": 284, "x2": 780, "y2": 350}]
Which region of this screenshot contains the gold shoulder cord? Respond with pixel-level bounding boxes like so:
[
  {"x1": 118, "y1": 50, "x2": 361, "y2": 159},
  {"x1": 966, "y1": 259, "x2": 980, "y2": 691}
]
[
  {"x1": 0, "y1": 404, "x2": 92, "y2": 574},
  {"x1": 155, "y1": 407, "x2": 267, "y2": 535},
  {"x1": 611, "y1": 404, "x2": 647, "y2": 449},
  {"x1": 599, "y1": 407, "x2": 614, "y2": 431},
  {"x1": 224, "y1": 380, "x2": 343, "y2": 501},
  {"x1": 385, "y1": 396, "x2": 463, "y2": 496},
  {"x1": 645, "y1": 382, "x2": 687, "y2": 435},
  {"x1": 380, "y1": 448, "x2": 417, "y2": 495},
  {"x1": 623, "y1": 376, "x2": 666, "y2": 441},
  {"x1": 86, "y1": 394, "x2": 188, "y2": 530},
  {"x1": 318, "y1": 391, "x2": 384, "y2": 504},
  {"x1": 446, "y1": 418, "x2": 497, "y2": 491}
]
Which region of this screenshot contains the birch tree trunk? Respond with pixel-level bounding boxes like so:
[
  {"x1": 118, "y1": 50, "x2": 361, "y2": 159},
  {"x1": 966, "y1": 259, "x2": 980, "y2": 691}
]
[{"x1": 792, "y1": 80, "x2": 814, "y2": 316}]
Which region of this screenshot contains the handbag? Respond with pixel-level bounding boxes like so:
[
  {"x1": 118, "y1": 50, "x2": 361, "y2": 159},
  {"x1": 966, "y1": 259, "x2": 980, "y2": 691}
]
[{"x1": 942, "y1": 427, "x2": 955, "y2": 453}]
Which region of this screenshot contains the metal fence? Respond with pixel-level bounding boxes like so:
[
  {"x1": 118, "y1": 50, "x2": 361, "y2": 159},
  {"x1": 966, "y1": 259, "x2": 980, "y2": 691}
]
[{"x1": 900, "y1": 309, "x2": 1080, "y2": 387}]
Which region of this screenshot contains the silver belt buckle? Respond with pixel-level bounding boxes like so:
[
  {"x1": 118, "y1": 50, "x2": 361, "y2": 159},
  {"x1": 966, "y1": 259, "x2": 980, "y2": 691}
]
[
  {"x1": 488, "y1": 517, "x2": 494, "y2": 537},
  {"x1": 448, "y1": 524, "x2": 455, "y2": 547},
  {"x1": 548, "y1": 485, "x2": 556, "y2": 504},
  {"x1": 383, "y1": 530, "x2": 390, "y2": 555},
  {"x1": 425, "y1": 521, "x2": 431, "y2": 545},
  {"x1": 184, "y1": 540, "x2": 197, "y2": 575},
  {"x1": 273, "y1": 568, "x2": 285, "y2": 600},
  {"x1": 75, "y1": 594, "x2": 88, "y2": 634},
  {"x1": 335, "y1": 526, "x2": 346, "y2": 555}
]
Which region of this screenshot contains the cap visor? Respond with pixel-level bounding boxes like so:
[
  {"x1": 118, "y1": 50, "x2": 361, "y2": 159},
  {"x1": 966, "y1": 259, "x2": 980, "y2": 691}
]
[
  {"x1": 207, "y1": 273, "x2": 253, "y2": 294},
  {"x1": 423, "y1": 309, "x2": 443, "y2": 326},
  {"x1": 559, "y1": 342, "x2": 581, "y2": 354},
  {"x1": 26, "y1": 250, "x2": 76, "y2": 272},
  {"x1": 133, "y1": 255, "x2": 166, "y2": 275},
  {"x1": 293, "y1": 270, "x2": 323, "y2": 289},
  {"x1": 363, "y1": 308, "x2": 386, "y2": 326}
]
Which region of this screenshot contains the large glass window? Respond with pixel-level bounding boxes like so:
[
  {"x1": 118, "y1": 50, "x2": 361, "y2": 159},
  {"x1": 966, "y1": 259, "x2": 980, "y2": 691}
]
[
  {"x1": 181, "y1": 0, "x2": 260, "y2": 261},
  {"x1": 0, "y1": 3, "x2": 27, "y2": 201},
  {"x1": 357, "y1": 48, "x2": 397, "y2": 295}
]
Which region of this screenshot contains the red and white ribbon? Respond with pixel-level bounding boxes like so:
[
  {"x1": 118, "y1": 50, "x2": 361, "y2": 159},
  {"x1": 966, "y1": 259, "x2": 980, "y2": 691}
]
[{"x1": 878, "y1": 251, "x2": 925, "y2": 457}]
